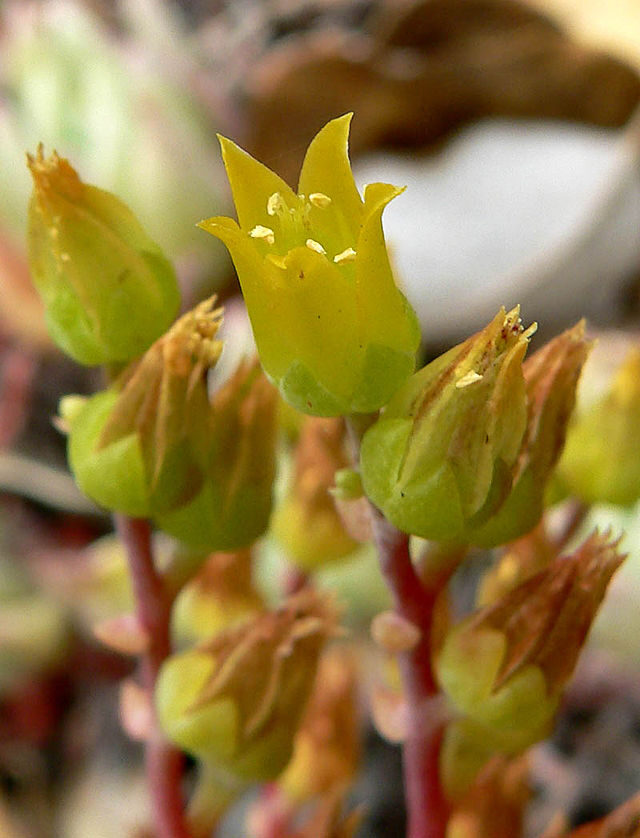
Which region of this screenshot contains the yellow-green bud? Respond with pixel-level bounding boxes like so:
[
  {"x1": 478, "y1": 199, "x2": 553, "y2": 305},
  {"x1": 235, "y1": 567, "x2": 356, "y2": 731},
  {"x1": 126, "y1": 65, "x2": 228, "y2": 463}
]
[
  {"x1": 156, "y1": 589, "x2": 335, "y2": 781},
  {"x1": 436, "y1": 531, "x2": 624, "y2": 797},
  {"x1": 271, "y1": 417, "x2": 358, "y2": 570},
  {"x1": 27, "y1": 146, "x2": 180, "y2": 365},
  {"x1": 157, "y1": 358, "x2": 278, "y2": 552},
  {"x1": 65, "y1": 298, "x2": 223, "y2": 517},
  {"x1": 360, "y1": 307, "x2": 534, "y2": 544},
  {"x1": 558, "y1": 346, "x2": 640, "y2": 506},
  {"x1": 198, "y1": 114, "x2": 420, "y2": 416}
]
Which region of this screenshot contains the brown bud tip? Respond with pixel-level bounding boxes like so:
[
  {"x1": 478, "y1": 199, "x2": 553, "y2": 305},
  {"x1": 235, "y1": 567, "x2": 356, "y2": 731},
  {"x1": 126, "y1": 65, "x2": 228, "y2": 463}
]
[
  {"x1": 191, "y1": 588, "x2": 336, "y2": 729},
  {"x1": 519, "y1": 320, "x2": 593, "y2": 479},
  {"x1": 27, "y1": 144, "x2": 83, "y2": 203},
  {"x1": 471, "y1": 530, "x2": 625, "y2": 694}
]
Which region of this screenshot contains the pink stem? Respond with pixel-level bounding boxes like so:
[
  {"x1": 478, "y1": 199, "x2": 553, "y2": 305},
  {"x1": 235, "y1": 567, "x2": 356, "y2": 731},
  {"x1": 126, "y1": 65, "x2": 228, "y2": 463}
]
[
  {"x1": 114, "y1": 515, "x2": 191, "y2": 838},
  {"x1": 368, "y1": 506, "x2": 450, "y2": 838}
]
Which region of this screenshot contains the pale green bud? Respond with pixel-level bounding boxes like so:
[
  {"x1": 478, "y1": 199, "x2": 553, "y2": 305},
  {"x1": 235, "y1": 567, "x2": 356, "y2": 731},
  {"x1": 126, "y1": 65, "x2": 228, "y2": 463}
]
[
  {"x1": 27, "y1": 147, "x2": 180, "y2": 365},
  {"x1": 156, "y1": 589, "x2": 335, "y2": 781},
  {"x1": 361, "y1": 307, "x2": 534, "y2": 544},
  {"x1": 558, "y1": 346, "x2": 640, "y2": 505},
  {"x1": 436, "y1": 531, "x2": 624, "y2": 797},
  {"x1": 65, "y1": 299, "x2": 223, "y2": 517}
]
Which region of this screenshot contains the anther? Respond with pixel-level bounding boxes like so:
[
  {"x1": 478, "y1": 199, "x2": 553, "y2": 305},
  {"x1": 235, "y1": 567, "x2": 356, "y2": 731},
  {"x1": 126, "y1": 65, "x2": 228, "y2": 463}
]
[
  {"x1": 249, "y1": 225, "x2": 275, "y2": 245},
  {"x1": 333, "y1": 247, "x2": 357, "y2": 264},
  {"x1": 309, "y1": 192, "x2": 332, "y2": 208},
  {"x1": 267, "y1": 193, "x2": 284, "y2": 216},
  {"x1": 455, "y1": 371, "x2": 483, "y2": 389},
  {"x1": 306, "y1": 239, "x2": 326, "y2": 255}
]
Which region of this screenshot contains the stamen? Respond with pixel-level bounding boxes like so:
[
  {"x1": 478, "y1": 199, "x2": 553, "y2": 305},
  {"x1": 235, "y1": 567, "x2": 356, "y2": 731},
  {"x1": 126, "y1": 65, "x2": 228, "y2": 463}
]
[
  {"x1": 522, "y1": 322, "x2": 538, "y2": 340},
  {"x1": 309, "y1": 192, "x2": 332, "y2": 208},
  {"x1": 456, "y1": 371, "x2": 483, "y2": 389},
  {"x1": 333, "y1": 247, "x2": 357, "y2": 264},
  {"x1": 249, "y1": 225, "x2": 275, "y2": 245},
  {"x1": 306, "y1": 239, "x2": 326, "y2": 255},
  {"x1": 267, "y1": 193, "x2": 284, "y2": 216}
]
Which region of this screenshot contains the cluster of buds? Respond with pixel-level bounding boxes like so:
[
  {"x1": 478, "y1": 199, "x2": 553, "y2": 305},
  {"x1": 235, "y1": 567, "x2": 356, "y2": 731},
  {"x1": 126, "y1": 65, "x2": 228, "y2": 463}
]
[
  {"x1": 62, "y1": 300, "x2": 278, "y2": 552},
  {"x1": 271, "y1": 417, "x2": 358, "y2": 570},
  {"x1": 434, "y1": 531, "x2": 625, "y2": 797},
  {"x1": 27, "y1": 147, "x2": 180, "y2": 365},
  {"x1": 156, "y1": 589, "x2": 336, "y2": 781},
  {"x1": 199, "y1": 114, "x2": 420, "y2": 417},
  {"x1": 361, "y1": 311, "x2": 590, "y2": 546}
]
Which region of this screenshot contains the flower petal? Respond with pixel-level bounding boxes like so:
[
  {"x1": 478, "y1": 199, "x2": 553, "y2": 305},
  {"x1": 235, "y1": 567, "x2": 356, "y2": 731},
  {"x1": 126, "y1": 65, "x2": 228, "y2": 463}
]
[
  {"x1": 217, "y1": 136, "x2": 297, "y2": 232},
  {"x1": 356, "y1": 182, "x2": 419, "y2": 356},
  {"x1": 298, "y1": 114, "x2": 362, "y2": 243}
]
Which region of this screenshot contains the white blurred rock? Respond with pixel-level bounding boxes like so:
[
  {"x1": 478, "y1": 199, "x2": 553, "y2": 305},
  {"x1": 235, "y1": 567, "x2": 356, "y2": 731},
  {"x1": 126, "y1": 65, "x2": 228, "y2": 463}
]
[{"x1": 354, "y1": 117, "x2": 640, "y2": 343}]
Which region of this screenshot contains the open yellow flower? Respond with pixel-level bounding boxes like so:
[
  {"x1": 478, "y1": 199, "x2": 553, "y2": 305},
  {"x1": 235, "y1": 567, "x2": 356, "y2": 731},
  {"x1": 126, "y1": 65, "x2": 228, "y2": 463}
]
[{"x1": 199, "y1": 114, "x2": 420, "y2": 416}]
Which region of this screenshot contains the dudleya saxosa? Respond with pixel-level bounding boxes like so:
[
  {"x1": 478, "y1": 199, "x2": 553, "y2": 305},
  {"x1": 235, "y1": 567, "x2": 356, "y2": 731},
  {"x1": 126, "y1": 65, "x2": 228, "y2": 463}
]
[{"x1": 199, "y1": 114, "x2": 420, "y2": 417}]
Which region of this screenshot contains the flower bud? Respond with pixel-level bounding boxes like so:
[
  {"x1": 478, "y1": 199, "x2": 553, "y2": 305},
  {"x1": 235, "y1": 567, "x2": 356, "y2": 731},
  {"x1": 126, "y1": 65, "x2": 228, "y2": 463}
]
[
  {"x1": 470, "y1": 321, "x2": 591, "y2": 546},
  {"x1": 360, "y1": 307, "x2": 534, "y2": 544},
  {"x1": 279, "y1": 648, "x2": 360, "y2": 802},
  {"x1": 155, "y1": 589, "x2": 335, "y2": 781},
  {"x1": 27, "y1": 147, "x2": 180, "y2": 365},
  {"x1": 172, "y1": 550, "x2": 263, "y2": 646},
  {"x1": 199, "y1": 114, "x2": 420, "y2": 416},
  {"x1": 435, "y1": 531, "x2": 624, "y2": 796},
  {"x1": 156, "y1": 358, "x2": 278, "y2": 551},
  {"x1": 558, "y1": 345, "x2": 640, "y2": 505},
  {"x1": 66, "y1": 298, "x2": 223, "y2": 517},
  {"x1": 271, "y1": 417, "x2": 358, "y2": 570}
]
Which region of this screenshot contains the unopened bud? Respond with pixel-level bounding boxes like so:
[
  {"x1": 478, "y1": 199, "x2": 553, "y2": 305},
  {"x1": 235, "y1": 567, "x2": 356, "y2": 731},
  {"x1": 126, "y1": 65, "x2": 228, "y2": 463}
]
[
  {"x1": 157, "y1": 358, "x2": 278, "y2": 552},
  {"x1": 65, "y1": 298, "x2": 223, "y2": 517},
  {"x1": 271, "y1": 417, "x2": 358, "y2": 570},
  {"x1": 156, "y1": 589, "x2": 335, "y2": 781},
  {"x1": 361, "y1": 307, "x2": 533, "y2": 544},
  {"x1": 27, "y1": 147, "x2": 180, "y2": 365},
  {"x1": 559, "y1": 346, "x2": 640, "y2": 506},
  {"x1": 436, "y1": 531, "x2": 624, "y2": 796}
]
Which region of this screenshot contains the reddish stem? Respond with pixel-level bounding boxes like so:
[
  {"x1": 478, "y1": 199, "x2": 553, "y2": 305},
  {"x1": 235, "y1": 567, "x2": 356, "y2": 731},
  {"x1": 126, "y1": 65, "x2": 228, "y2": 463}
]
[
  {"x1": 114, "y1": 515, "x2": 191, "y2": 838},
  {"x1": 369, "y1": 506, "x2": 450, "y2": 838}
]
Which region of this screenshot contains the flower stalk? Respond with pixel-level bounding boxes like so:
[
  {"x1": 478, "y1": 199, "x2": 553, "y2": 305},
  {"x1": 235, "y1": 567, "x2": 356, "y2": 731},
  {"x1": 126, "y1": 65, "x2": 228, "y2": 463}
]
[
  {"x1": 348, "y1": 416, "x2": 450, "y2": 838},
  {"x1": 113, "y1": 514, "x2": 190, "y2": 838}
]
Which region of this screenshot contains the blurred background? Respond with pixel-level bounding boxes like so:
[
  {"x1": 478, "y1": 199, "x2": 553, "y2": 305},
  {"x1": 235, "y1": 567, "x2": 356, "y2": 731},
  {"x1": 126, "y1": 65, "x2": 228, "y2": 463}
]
[{"x1": 3, "y1": 1, "x2": 640, "y2": 836}]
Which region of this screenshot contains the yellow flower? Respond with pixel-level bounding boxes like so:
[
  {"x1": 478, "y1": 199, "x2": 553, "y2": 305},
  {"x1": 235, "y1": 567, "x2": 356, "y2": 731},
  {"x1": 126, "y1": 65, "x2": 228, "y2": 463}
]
[{"x1": 199, "y1": 114, "x2": 420, "y2": 416}]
